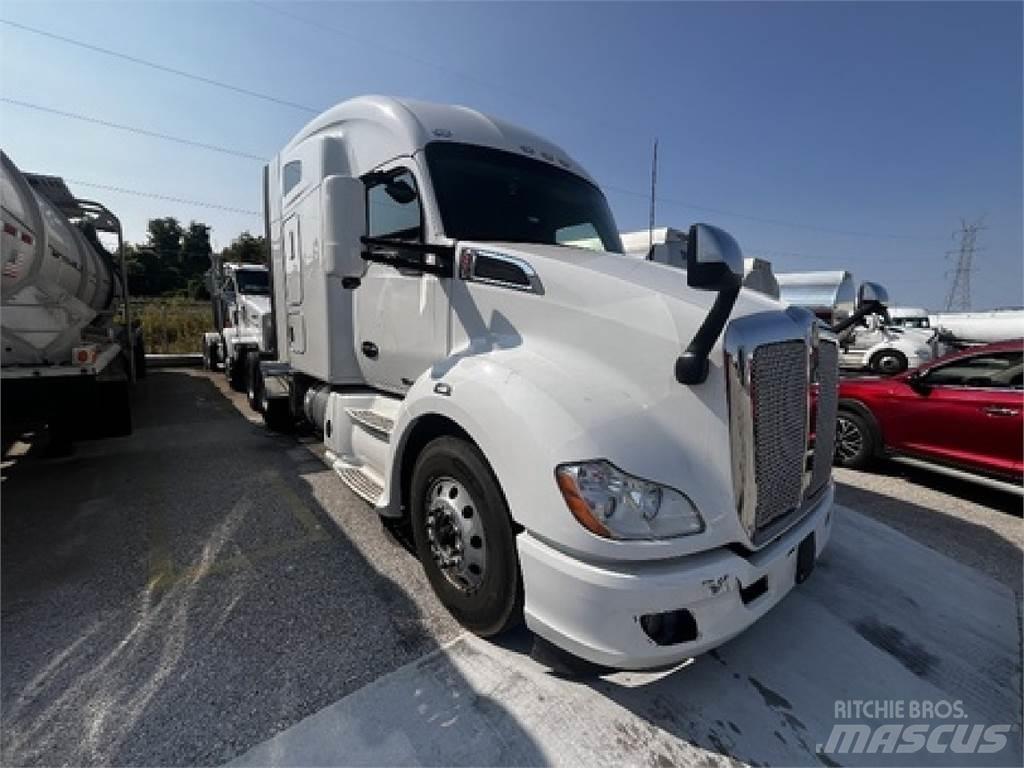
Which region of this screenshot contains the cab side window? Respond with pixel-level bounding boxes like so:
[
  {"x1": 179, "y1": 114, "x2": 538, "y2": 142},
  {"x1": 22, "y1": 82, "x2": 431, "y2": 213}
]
[
  {"x1": 924, "y1": 351, "x2": 1023, "y2": 388},
  {"x1": 366, "y1": 169, "x2": 422, "y2": 241}
]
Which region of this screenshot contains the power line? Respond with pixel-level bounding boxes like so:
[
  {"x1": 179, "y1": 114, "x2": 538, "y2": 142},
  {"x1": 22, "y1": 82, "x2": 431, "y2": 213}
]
[
  {"x1": 65, "y1": 180, "x2": 261, "y2": 217},
  {"x1": 602, "y1": 184, "x2": 939, "y2": 242},
  {"x1": 2, "y1": 17, "x2": 947, "y2": 246},
  {"x1": 0, "y1": 18, "x2": 319, "y2": 114},
  {"x1": 0, "y1": 98, "x2": 268, "y2": 162}
]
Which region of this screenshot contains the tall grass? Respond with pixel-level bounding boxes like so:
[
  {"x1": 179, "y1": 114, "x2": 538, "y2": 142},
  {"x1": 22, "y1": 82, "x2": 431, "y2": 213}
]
[{"x1": 130, "y1": 298, "x2": 212, "y2": 354}]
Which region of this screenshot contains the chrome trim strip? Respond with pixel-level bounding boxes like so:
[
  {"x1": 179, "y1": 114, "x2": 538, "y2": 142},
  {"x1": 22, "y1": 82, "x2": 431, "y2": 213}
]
[{"x1": 459, "y1": 247, "x2": 544, "y2": 295}]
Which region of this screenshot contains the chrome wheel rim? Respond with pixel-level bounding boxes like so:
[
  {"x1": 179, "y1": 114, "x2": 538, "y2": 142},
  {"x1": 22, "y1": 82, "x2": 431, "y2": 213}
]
[
  {"x1": 425, "y1": 476, "x2": 486, "y2": 593},
  {"x1": 835, "y1": 417, "x2": 864, "y2": 462}
]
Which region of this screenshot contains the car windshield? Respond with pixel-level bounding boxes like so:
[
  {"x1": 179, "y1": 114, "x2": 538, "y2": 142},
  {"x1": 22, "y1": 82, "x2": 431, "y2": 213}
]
[
  {"x1": 235, "y1": 269, "x2": 270, "y2": 295},
  {"x1": 424, "y1": 142, "x2": 623, "y2": 253}
]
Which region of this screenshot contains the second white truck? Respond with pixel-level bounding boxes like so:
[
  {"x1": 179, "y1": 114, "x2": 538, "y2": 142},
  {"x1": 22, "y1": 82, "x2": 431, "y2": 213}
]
[{"x1": 255, "y1": 95, "x2": 839, "y2": 669}]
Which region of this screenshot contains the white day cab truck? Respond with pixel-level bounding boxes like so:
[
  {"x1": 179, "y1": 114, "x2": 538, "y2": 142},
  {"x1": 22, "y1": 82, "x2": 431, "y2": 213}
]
[
  {"x1": 1, "y1": 150, "x2": 137, "y2": 453},
  {"x1": 201, "y1": 258, "x2": 271, "y2": 407},
  {"x1": 776, "y1": 270, "x2": 939, "y2": 374},
  {"x1": 253, "y1": 96, "x2": 840, "y2": 669}
]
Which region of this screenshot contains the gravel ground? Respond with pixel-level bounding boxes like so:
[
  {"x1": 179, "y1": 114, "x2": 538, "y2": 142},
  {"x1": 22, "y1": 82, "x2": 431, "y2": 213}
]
[{"x1": 834, "y1": 465, "x2": 1022, "y2": 594}]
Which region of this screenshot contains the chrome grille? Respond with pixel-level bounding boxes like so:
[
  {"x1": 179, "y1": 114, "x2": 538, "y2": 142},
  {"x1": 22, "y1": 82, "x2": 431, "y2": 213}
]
[
  {"x1": 725, "y1": 311, "x2": 838, "y2": 547},
  {"x1": 808, "y1": 341, "x2": 839, "y2": 497},
  {"x1": 751, "y1": 341, "x2": 808, "y2": 532}
]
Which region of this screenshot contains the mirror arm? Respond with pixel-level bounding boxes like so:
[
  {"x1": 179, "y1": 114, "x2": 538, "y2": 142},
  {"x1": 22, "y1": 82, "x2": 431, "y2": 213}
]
[
  {"x1": 360, "y1": 237, "x2": 454, "y2": 277},
  {"x1": 675, "y1": 284, "x2": 741, "y2": 385},
  {"x1": 830, "y1": 300, "x2": 885, "y2": 335}
]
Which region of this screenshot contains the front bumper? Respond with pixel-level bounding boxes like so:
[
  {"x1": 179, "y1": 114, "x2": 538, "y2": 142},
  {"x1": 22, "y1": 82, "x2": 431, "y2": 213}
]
[{"x1": 518, "y1": 483, "x2": 834, "y2": 670}]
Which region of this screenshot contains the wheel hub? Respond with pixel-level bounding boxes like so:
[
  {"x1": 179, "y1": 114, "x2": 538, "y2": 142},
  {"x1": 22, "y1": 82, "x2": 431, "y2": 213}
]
[
  {"x1": 425, "y1": 477, "x2": 487, "y2": 593},
  {"x1": 835, "y1": 417, "x2": 864, "y2": 461}
]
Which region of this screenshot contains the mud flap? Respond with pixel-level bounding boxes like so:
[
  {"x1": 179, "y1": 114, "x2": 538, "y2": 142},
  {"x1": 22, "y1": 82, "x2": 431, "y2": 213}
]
[{"x1": 795, "y1": 531, "x2": 816, "y2": 584}]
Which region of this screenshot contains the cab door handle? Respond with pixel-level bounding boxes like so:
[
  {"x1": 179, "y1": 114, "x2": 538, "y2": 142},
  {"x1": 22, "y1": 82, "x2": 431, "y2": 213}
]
[{"x1": 982, "y1": 406, "x2": 1020, "y2": 417}]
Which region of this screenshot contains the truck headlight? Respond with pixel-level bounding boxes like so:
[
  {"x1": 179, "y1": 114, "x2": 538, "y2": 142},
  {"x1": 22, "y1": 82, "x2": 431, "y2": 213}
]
[{"x1": 555, "y1": 461, "x2": 704, "y2": 540}]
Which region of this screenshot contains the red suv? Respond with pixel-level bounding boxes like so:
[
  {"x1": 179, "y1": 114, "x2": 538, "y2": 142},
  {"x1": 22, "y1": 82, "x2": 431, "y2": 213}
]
[{"x1": 834, "y1": 340, "x2": 1023, "y2": 485}]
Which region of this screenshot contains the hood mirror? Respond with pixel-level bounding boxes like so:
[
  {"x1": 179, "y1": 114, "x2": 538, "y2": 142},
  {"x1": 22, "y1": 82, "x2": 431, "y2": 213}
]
[
  {"x1": 857, "y1": 281, "x2": 889, "y2": 308},
  {"x1": 686, "y1": 223, "x2": 744, "y2": 292},
  {"x1": 676, "y1": 223, "x2": 744, "y2": 385}
]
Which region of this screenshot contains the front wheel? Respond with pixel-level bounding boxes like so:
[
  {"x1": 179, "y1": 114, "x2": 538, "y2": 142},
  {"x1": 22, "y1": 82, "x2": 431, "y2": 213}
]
[
  {"x1": 870, "y1": 349, "x2": 908, "y2": 375},
  {"x1": 410, "y1": 437, "x2": 523, "y2": 637},
  {"x1": 834, "y1": 410, "x2": 875, "y2": 469}
]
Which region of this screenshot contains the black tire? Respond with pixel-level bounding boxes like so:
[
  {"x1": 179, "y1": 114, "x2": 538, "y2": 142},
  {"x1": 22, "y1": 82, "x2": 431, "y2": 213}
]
[
  {"x1": 227, "y1": 354, "x2": 246, "y2": 391},
  {"x1": 834, "y1": 409, "x2": 875, "y2": 469},
  {"x1": 870, "y1": 349, "x2": 908, "y2": 375},
  {"x1": 410, "y1": 436, "x2": 523, "y2": 637},
  {"x1": 246, "y1": 351, "x2": 263, "y2": 412},
  {"x1": 133, "y1": 337, "x2": 147, "y2": 380},
  {"x1": 260, "y1": 388, "x2": 293, "y2": 433},
  {"x1": 201, "y1": 338, "x2": 212, "y2": 370}
]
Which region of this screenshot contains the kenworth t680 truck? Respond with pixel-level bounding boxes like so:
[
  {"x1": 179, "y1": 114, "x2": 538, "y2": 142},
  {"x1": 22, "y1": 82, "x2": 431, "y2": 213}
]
[{"x1": 255, "y1": 95, "x2": 839, "y2": 669}]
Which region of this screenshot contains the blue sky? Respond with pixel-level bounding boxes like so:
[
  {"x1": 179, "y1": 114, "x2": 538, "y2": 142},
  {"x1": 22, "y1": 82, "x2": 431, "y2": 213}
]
[{"x1": 1, "y1": 1, "x2": 1020, "y2": 310}]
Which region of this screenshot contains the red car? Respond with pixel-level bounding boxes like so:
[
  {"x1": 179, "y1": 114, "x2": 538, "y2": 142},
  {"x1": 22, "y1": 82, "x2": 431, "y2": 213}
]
[{"x1": 834, "y1": 339, "x2": 1023, "y2": 486}]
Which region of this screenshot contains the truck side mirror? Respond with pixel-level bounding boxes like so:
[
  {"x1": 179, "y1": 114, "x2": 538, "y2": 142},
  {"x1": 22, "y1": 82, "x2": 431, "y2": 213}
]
[
  {"x1": 685, "y1": 223, "x2": 744, "y2": 292},
  {"x1": 676, "y1": 223, "x2": 744, "y2": 385},
  {"x1": 323, "y1": 175, "x2": 367, "y2": 279},
  {"x1": 857, "y1": 281, "x2": 889, "y2": 307}
]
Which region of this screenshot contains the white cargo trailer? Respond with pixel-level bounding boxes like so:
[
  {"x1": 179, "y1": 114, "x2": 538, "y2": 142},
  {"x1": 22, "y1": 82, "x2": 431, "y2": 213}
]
[
  {"x1": 255, "y1": 96, "x2": 839, "y2": 669},
  {"x1": 1, "y1": 150, "x2": 136, "y2": 451}
]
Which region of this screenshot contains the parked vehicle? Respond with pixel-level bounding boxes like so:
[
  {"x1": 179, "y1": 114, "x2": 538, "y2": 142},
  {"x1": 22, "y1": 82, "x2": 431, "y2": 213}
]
[
  {"x1": 777, "y1": 271, "x2": 936, "y2": 374},
  {"x1": 834, "y1": 340, "x2": 1023, "y2": 492},
  {"x1": 256, "y1": 95, "x2": 839, "y2": 670},
  {"x1": 1, "y1": 150, "x2": 136, "y2": 451},
  {"x1": 619, "y1": 227, "x2": 780, "y2": 298},
  {"x1": 929, "y1": 310, "x2": 1024, "y2": 346},
  {"x1": 202, "y1": 259, "x2": 271, "y2": 405}
]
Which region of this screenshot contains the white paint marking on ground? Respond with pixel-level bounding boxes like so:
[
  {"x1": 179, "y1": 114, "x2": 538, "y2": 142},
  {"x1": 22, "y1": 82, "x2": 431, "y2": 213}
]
[{"x1": 229, "y1": 505, "x2": 1022, "y2": 768}]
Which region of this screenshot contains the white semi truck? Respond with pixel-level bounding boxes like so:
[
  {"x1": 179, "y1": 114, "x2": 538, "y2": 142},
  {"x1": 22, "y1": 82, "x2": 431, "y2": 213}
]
[
  {"x1": 202, "y1": 259, "x2": 271, "y2": 407},
  {"x1": 1, "y1": 150, "x2": 136, "y2": 452},
  {"x1": 255, "y1": 96, "x2": 839, "y2": 669},
  {"x1": 776, "y1": 270, "x2": 938, "y2": 374}
]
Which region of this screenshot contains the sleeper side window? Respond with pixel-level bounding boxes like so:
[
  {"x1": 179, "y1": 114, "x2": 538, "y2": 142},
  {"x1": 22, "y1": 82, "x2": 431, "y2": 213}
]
[
  {"x1": 366, "y1": 169, "x2": 423, "y2": 242},
  {"x1": 283, "y1": 161, "x2": 302, "y2": 197}
]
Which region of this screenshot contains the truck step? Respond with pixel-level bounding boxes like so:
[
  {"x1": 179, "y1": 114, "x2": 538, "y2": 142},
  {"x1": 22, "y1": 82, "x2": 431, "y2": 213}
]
[
  {"x1": 338, "y1": 464, "x2": 385, "y2": 505},
  {"x1": 345, "y1": 408, "x2": 395, "y2": 440}
]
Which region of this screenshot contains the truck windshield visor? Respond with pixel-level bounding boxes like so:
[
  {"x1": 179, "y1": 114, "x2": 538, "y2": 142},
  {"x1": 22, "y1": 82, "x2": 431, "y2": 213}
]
[
  {"x1": 236, "y1": 270, "x2": 270, "y2": 295},
  {"x1": 424, "y1": 142, "x2": 623, "y2": 253}
]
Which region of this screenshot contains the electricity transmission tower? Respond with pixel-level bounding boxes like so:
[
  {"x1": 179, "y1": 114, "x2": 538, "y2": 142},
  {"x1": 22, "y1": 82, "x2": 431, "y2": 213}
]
[{"x1": 944, "y1": 217, "x2": 985, "y2": 311}]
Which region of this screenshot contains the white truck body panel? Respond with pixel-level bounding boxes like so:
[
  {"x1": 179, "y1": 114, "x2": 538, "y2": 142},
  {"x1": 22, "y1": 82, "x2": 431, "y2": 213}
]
[{"x1": 929, "y1": 309, "x2": 1024, "y2": 344}]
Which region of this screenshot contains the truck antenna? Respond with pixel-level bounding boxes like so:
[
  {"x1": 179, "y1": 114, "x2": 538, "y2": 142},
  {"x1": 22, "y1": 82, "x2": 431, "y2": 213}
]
[{"x1": 648, "y1": 138, "x2": 658, "y2": 253}]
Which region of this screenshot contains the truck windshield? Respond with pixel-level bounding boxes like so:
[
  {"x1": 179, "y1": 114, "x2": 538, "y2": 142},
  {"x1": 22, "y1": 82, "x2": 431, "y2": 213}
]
[
  {"x1": 424, "y1": 142, "x2": 623, "y2": 253},
  {"x1": 235, "y1": 270, "x2": 270, "y2": 295}
]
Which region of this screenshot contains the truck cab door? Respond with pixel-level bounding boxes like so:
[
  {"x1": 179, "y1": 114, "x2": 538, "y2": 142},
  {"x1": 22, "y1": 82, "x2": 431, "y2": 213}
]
[{"x1": 355, "y1": 164, "x2": 448, "y2": 394}]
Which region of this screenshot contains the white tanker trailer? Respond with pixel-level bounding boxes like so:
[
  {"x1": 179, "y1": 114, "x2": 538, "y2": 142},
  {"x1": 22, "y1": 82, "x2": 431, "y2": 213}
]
[{"x1": 1, "y1": 150, "x2": 137, "y2": 452}]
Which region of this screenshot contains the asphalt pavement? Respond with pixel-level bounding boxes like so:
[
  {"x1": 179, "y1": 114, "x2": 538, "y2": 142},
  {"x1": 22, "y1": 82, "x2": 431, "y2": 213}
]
[{"x1": 2, "y1": 369, "x2": 1021, "y2": 767}]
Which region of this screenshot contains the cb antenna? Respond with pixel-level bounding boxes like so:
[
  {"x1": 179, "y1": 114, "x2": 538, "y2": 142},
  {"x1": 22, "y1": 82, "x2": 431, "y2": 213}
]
[{"x1": 648, "y1": 138, "x2": 658, "y2": 252}]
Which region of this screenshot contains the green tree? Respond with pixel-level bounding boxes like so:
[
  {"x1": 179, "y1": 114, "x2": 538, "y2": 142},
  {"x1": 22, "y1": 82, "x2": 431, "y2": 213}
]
[{"x1": 220, "y1": 231, "x2": 267, "y2": 265}]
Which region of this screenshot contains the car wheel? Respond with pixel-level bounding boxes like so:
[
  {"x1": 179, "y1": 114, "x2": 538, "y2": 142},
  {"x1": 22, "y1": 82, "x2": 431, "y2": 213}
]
[
  {"x1": 834, "y1": 410, "x2": 875, "y2": 469},
  {"x1": 870, "y1": 349, "x2": 908, "y2": 375},
  {"x1": 227, "y1": 355, "x2": 246, "y2": 391},
  {"x1": 410, "y1": 436, "x2": 523, "y2": 637},
  {"x1": 260, "y1": 386, "x2": 292, "y2": 433},
  {"x1": 201, "y1": 338, "x2": 212, "y2": 370}
]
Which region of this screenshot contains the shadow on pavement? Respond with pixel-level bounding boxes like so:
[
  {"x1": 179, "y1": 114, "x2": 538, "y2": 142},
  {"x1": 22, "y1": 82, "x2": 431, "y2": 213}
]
[{"x1": 1, "y1": 370, "x2": 543, "y2": 767}]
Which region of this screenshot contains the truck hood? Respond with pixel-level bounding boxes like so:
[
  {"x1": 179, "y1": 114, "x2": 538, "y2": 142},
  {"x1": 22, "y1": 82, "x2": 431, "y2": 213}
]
[
  {"x1": 479, "y1": 241, "x2": 783, "y2": 320},
  {"x1": 239, "y1": 294, "x2": 271, "y2": 328}
]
